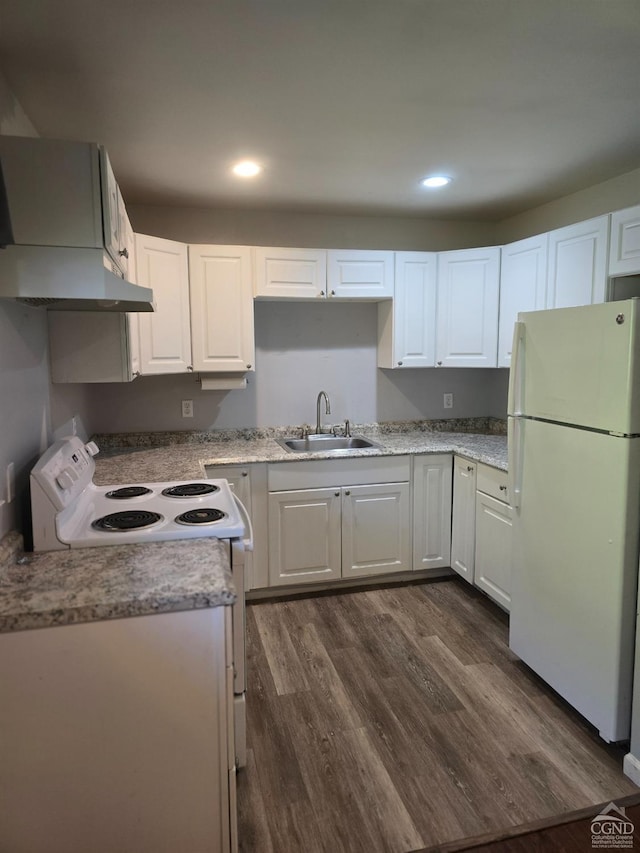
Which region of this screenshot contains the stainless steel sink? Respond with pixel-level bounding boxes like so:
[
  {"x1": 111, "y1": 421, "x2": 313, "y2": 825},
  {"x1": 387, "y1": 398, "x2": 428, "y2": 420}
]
[{"x1": 276, "y1": 434, "x2": 381, "y2": 453}]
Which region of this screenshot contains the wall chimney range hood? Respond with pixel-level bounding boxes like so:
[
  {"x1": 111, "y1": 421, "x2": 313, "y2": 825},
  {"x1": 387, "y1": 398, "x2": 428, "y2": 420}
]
[{"x1": 0, "y1": 136, "x2": 154, "y2": 312}]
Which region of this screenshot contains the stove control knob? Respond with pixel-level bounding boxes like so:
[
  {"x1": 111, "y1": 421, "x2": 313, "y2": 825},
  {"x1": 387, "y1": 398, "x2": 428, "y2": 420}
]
[
  {"x1": 56, "y1": 469, "x2": 75, "y2": 490},
  {"x1": 85, "y1": 441, "x2": 99, "y2": 457}
]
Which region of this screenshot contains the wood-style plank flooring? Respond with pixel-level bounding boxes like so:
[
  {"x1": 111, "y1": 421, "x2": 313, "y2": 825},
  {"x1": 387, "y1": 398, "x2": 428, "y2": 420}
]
[{"x1": 237, "y1": 579, "x2": 637, "y2": 852}]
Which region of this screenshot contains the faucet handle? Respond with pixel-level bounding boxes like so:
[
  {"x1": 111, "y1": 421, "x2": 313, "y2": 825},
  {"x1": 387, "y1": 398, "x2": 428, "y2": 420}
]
[{"x1": 300, "y1": 423, "x2": 311, "y2": 437}]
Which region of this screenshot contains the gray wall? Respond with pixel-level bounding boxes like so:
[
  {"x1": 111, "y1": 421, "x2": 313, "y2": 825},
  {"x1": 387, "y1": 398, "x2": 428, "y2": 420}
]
[
  {"x1": 86, "y1": 301, "x2": 509, "y2": 433},
  {"x1": 129, "y1": 203, "x2": 499, "y2": 252},
  {"x1": 497, "y1": 166, "x2": 640, "y2": 243}
]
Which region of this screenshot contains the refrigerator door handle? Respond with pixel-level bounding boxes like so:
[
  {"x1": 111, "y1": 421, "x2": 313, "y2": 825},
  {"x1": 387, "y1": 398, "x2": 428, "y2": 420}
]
[
  {"x1": 508, "y1": 416, "x2": 523, "y2": 510},
  {"x1": 508, "y1": 321, "x2": 525, "y2": 416}
]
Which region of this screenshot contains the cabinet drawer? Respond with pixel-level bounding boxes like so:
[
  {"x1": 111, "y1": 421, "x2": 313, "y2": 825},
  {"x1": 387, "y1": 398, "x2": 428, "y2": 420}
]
[
  {"x1": 268, "y1": 455, "x2": 411, "y2": 491},
  {"x1": 476, "y1": 462, "x2": 509, "y2": 503}
]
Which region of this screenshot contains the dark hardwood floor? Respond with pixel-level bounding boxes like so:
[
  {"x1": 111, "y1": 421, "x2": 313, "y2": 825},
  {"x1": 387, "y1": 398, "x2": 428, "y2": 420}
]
[{"x1": 237, "y1": 579, "x2": 638, "y2": 852}]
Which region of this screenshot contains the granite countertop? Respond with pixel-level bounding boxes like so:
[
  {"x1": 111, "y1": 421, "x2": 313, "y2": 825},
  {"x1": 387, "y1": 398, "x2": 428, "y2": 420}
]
[
  {"x1": 1, "y1": 421, "x2": 506, "y2": 635},
  {"x1": 92, "y1": 429, "x2": 508, "y2": 485},
  {"x1": 0, "y1": 533, "x2": 235, "y2": 634}
]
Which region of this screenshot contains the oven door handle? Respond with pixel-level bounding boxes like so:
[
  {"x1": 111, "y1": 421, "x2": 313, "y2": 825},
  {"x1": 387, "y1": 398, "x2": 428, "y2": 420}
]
[{"x1": 233, "y1": 494, "x2": 253, "y2": 551}]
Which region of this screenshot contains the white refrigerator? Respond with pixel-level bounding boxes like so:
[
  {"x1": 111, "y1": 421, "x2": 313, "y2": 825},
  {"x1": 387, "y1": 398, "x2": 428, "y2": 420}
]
[{"x1": 507, "y1": 299, "x2": 640, "y2": 742}]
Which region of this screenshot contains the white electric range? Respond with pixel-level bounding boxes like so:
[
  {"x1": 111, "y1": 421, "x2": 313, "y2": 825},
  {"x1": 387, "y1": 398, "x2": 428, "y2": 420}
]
[
  {"x1": 30, "y1": 436, "x2": 246, "y2": 550},
  {"x1": 30, "y1": 435, "x2": 251, "y2": 767}
]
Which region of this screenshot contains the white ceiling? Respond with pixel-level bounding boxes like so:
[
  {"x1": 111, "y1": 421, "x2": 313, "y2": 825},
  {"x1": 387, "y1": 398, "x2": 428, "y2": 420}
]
[{"x1": 1, "y1": 0, "x2": 640, "y2": 220}]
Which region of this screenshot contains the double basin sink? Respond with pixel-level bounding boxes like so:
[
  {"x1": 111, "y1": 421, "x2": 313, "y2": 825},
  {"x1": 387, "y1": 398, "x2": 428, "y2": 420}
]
[{"x1": 277, "y1": 433, "x2": 381, "y2": 454}]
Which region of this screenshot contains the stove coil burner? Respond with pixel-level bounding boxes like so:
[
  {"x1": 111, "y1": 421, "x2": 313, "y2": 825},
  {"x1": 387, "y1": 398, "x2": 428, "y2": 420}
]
[
  {"x1": 105, "y1": 486, "x2": 153, "y2": 500},
  {"x1": 92, "y1": 510, "x2": 163, "y2": 532},
  {"x1": 162, "y1": 483, "x2": 220, "y2": 498},
  {"x1": 175, "y1": 508, "x2": 227, "y2": 526}
]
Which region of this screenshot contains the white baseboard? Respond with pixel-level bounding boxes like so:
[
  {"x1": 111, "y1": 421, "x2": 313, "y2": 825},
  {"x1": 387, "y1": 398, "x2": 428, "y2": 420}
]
[{"x1": 623, "y1": 751, "x2": 640, "y2": 785}]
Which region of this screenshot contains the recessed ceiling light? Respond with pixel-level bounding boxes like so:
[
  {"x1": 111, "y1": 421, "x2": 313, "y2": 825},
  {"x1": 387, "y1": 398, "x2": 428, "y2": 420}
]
[
  {"x1": 232, "y1": 160, "x2": 262, "y2": 178},
  {"x1": 422, "y1": 175, "x2": 452, "y2": 188}
]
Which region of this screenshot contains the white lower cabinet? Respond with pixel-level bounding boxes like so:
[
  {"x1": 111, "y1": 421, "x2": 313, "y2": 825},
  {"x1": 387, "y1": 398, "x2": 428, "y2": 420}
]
[
  {"x1": 412, "y1": 454, "x2": 452, "y2": 571},
  {"x1": 0, "y1": 608, "x2": 237, "y2": 853},
  {"x1": 475, "y1": 491, "x2": 512, "y2": 611},
  {"x1": 267, "y1": 456, "x2": 411, "y2": 587},
  {"x1": 268, "y1": 488, "x2": 342, "y2": 586},
  {"x1": 450, "y1": 456, "x2": 477, "y2": 581},
  {"x1": 474, "y1": 462, "x2": 512, "y2": 610},
  {"x1": 205, "y1": 463, "x2": 268, "y2": 592},
  {"x1": 342, "y1": 482, "x2": 410, "y2": 578}
]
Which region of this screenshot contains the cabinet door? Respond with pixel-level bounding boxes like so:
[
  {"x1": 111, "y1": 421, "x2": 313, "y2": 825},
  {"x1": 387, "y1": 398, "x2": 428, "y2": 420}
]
[
  {"x1": 450, "y1": 457, "x2": 476, "y2": 582},
  {"x1": 136, "y1": 233, "x2": 192, "y2": 374},
  {"x1": 327, "y1": 250, "x2": 394, "y2": 299},
  {"x1": 123, "y1": 212, "x2": 140, "y2": 378},
  {"x1": 268, "y1": 488, "x2": 341, "y2": 586},
  {"x1": 546, "y1": 215, "x2": 609, "y2": 308},
  {"x1": 254, "y1": 247, "x2": 327, "y2": 299},
  {"x1": 475, "y1": 491, "x2": 512, "y2": 611},
  {"x1": 114, "y1": 188, "x2": 132, "y2": 279},
  {"x1": 189, "y1": 245, "x2": 254, "y2": 373},
  {"x1": 609, "y1": 206, "x2": 640, "y2": 276},
  {"x1": 341, "y1": 482, "x2": 410, "y2": 578},
  {"x1": 412, "y1": 455, "x2": 452, "y2": 571},
  {"x1": 99, "y1": 147, "x2": 121, "y2": 271},
  {"x1": 498, "y1": 234, "x2": 547, "y2": 368},
  {"x1": 436, "y1": 247, "x2": 500, "y2": 367},
  {"x1": 378, "y1": 252, "x2": 437, "y2": 368},
  {"x1": 205, "y1": 464, "x2": 252, "y2": 591}
]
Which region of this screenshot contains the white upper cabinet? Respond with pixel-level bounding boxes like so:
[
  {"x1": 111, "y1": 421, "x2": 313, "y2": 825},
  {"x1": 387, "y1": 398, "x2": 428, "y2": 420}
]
[
  {"x1": 327, "y1": 250, "x2": 394, "y2": 299},
  {"x1": 136, "y1": 233, "x2": 192, "y2": 374},
  {"x1": 436, "y1": 247, "x2": 500, "y2": 368},
  {"x1": 498, "y1": 233, "x2": 548, "y2": 368},
  {"x1": 253, "y1": 247, "x2": 327, "y2": 299},
  {"x1": 377, "y1": 252, "x2": 437, "y2": 368},
  {"x1": 546, "y1": 215, "x2": 609, "y2": 309},
  {"x1": 189, "y1": 245, "x2": 255, "y2": 373},
  {"x1": 99, "y1": 147, "x2": 134, "y2": 278},
  {"x1": 609, "y1": 205, "x2": 640, "y2": 276}
]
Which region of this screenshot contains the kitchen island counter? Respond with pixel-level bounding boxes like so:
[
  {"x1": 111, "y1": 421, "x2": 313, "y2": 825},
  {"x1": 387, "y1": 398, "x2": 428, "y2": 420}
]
[{"x1": 0, "y1": 532, "x2": 235, "y2": 633}]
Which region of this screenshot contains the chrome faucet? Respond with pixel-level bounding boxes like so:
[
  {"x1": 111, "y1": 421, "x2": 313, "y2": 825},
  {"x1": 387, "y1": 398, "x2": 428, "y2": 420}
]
[{"x1": 316, "y1": 391, "x2": 331, "y2": 434}]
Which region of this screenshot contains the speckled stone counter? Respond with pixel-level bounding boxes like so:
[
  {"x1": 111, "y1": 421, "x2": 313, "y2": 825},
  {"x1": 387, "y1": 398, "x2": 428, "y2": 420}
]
[
  {"x1": 92, "y1": 429, "x2": 508, "y2": 485},
  {"x1": 0, "y1": 536, "x2": 235, "y2": 634}
]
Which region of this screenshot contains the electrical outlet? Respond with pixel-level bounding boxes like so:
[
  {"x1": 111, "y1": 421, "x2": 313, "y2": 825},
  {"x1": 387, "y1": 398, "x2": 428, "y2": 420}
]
[
  {"x1": 181, "y1": 400, "x2": 194, "y2": 418},
  {"x1": 443, "y1": 393, "x2": 454, "y2": 409}
]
